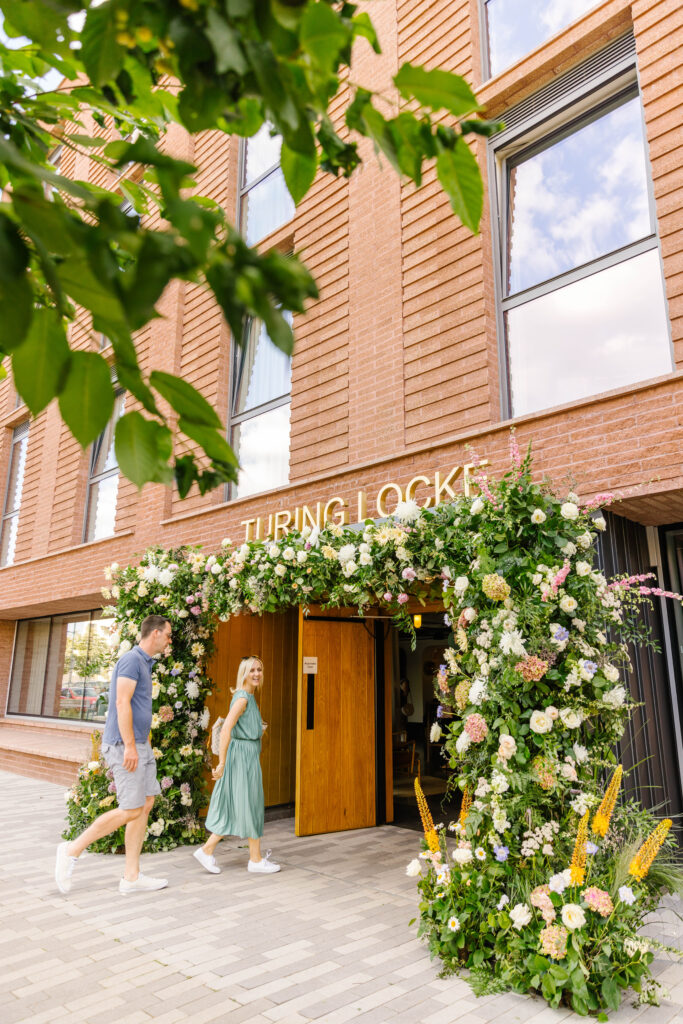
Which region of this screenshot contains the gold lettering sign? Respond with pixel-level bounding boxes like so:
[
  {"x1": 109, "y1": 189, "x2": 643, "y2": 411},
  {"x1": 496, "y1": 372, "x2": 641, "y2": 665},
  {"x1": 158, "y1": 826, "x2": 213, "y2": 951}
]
[{"x1": 241, "y1": 460, "x2": 488, "y2": 540}]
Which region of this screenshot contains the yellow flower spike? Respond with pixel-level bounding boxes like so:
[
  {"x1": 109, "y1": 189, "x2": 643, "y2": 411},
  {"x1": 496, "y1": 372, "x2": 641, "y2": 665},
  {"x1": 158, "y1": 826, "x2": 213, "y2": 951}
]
[
  {"x1": 570, "y1": 811, "x2": 590, "y2": 885},
  {"x1": 629, "y1": 819, "x2": 673, "y2": 881},
  {"x1": 458, "y1": 786, "x2": 472, "y2": 830},
  {"x1": 592, "y1": 765, "x2": 622, "y2": 837},
  {"x1": 414, "y1": 778, "x2": 440, "y2": 853}
]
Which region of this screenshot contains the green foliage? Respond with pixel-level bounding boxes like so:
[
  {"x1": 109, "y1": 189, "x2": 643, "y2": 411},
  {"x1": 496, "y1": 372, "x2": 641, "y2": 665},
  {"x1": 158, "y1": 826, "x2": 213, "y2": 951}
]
[{"x1": 0, "y1": 0, "x2": 500, "y2": 495}]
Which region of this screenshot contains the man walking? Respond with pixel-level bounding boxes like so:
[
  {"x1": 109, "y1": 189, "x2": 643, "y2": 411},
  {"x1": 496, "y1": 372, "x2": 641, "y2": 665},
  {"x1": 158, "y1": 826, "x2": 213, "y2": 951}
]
[{"x1": 55, "y1": 614, "x2": 172, "y2": 895}]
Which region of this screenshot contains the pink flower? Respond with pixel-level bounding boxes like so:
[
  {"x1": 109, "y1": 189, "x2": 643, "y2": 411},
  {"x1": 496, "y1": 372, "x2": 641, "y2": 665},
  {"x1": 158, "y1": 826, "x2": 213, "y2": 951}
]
[
  {"x1": 190, "y1": 605, "x2": 201, "y2": 615},
  {"x1": 582, "y1": 887, "x2": 614, "y2": 918},
  {"x1": 383, "y1": 592, "x2": 393, "y2": 602},
  {"x1": 464, "y1": 713, "x2": 488, "y2": 743},
  {"x1": 397, "y1": 593, "x2": 409, "y2": 605},
  {"x1": 401, "y1": 567, "x2": 416, "y2": 581}
]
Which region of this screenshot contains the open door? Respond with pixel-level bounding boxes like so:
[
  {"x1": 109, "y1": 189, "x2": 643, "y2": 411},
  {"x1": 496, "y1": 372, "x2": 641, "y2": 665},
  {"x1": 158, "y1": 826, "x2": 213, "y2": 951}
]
[{"x1": 296, "y1": 613, "x2": 376, "y2": 836}]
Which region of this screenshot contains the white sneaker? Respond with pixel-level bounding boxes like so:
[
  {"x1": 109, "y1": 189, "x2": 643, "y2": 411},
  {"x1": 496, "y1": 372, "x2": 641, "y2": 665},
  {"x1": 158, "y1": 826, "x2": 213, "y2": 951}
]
[
  {"x1": 119, "y1": 873, "x2": 168, "y2": 895},
  {"x1": 55, "y1": 842, "x2": 78, "y2": 894},
  {"x1": 193, "y1": 847, "x2": 221, "y2": 874},
  {"x1": 247, "y1": 850, "x2": 281, "y2": 874}
]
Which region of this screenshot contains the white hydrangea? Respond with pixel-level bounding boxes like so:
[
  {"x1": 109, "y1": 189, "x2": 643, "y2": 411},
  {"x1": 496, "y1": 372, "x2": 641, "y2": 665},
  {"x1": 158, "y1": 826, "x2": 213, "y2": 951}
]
[
  {"x1": 603, "y1": 685, "x2": 627, "y2": 708},
  {"x1": 603, "y1": 664, "x2": 620, "y2": 683},
  {"x1": 575, "y1": 561, "x2": 592, "y2": 576}
]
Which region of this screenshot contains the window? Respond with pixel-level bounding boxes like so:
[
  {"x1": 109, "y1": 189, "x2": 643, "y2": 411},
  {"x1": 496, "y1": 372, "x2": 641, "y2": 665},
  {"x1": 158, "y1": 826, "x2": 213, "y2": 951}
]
[
  {"x1": 0, "y1": 422, "x2": 29, "y2": 567},
  {"x1": 229, "y1": 315, "x2": 292, "y2": 499},
  {"x1": 7, "y1": 611, "x2": 118, "y2": 722},
  {"x1": 483, "y1": 0, "x2": 601, "y2": 78},
  {"x1": 239, "y1": 124, "x2": 294, "y2": 245},
  {"x1": 84, "y1": 389, "x2": 125, "y2": 542},
  {"x1": 492, "y1": 46, "x2": 672, "y2": 418}
]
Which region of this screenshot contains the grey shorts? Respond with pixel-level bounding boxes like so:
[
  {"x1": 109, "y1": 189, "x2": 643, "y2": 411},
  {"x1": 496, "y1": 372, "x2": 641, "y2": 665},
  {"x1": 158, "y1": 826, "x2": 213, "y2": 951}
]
[{"x1": 102, "y1": 741, "x2": 161, "y2": 810}]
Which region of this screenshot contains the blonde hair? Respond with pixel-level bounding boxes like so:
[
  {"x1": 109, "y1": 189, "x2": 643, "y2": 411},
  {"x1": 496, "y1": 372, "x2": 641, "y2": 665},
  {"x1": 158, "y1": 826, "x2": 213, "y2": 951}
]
[{"x1": 230, "y1": 656, "x2": 264, "y2": 694}]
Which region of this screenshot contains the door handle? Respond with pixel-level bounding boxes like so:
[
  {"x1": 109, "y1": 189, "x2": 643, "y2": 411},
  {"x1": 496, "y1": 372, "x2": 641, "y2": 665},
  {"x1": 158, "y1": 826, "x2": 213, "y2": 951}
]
[{"x1": 306, "y1": 673, "x2": 315, "y2": 730}]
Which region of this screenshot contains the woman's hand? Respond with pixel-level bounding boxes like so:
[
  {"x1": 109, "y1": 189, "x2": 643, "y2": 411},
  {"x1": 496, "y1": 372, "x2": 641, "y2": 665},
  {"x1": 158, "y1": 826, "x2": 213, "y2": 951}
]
[
  {"x1": 261, "y1": 722, "x2": 268, "y2": 733},
  {"x1": 212, "y1": 762, "x2": 225, "y2": 781}
]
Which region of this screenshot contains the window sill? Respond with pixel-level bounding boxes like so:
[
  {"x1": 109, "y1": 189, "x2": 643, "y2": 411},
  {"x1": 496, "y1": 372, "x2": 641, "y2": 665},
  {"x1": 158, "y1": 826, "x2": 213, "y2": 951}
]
[
  {"x1": 1, "y1": 405, "x2": 29, "y2": 430},
  {"x1": 0, "y1": 529, "x2": 135, "y2": 572}
]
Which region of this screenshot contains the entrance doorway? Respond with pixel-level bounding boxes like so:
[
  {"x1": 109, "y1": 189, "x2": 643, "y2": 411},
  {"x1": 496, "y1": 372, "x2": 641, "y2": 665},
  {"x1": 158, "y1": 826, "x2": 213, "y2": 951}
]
[{"x1": 391, "y1": 612, "x2": 459, "y2": 831}]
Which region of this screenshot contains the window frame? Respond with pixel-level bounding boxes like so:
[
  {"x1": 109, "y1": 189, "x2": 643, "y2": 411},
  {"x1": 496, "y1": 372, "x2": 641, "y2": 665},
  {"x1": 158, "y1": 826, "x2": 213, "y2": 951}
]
[
  {"x1": 82, "y1": 385, "x2": 125, "y2": 543},
  {"x1": 226, "y1": 315, "x2": 293, "y2": 501},
  {"x1": 487, "y1": 41, "x2": 672, "y2": 418},
  {"x1": 0, "y1": 421, "x2": 29, "y2": 568},
  {"x1": 237, "y1": 128, "x2": 293, "y2": 246}
]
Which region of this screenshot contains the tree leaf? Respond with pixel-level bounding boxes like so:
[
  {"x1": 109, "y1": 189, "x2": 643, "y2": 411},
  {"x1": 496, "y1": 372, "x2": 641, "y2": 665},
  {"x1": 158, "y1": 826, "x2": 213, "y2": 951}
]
[
  {"x1": 300, "y1": 2, "x2": 350, "y2": 69},
  {"x1": 80, "y1": 4, "x2": 125, "y2": 87},
  {"x1": 205, "y1": 9, "x2": 247, "y2": 74},
  {"x1": 352, "y1": 13, "x2": 380, "y2": 53},
  {"x1": 0, "y1": 275, "x2": 33, "y2": 352},
  {"x1": 394, "y1": 63, "x2": 480, "y2": 117},
  {"x1": 178, "y1": 417, "x2": 238, "y2": 467},
  {"x1": 114, "y1": 412, "x2": 173, "y2": 489},
  {"x1": 280, "y1": 142, "x2": 317, "y2": 203},
  {"x1": 12, "y1": 309, "x2": 71, "y2": 415},
  {"x1": 58, "y1": 351, "x2": 115, "y2": 447},
  {"x1": 150, "y1": 371, "x2": 222, "y2": 428},
  {"x1": 57, "y1": 257, "x2": 126, "y2": 326},
  {"x1": 436, "y1": 137, "x2": 483, "y2": 233}
]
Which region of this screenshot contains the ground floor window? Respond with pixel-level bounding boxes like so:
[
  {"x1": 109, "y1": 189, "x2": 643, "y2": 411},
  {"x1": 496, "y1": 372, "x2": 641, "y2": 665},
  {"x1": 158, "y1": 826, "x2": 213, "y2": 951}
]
[{"x1": 7, "y1": 611, "x2": 117, "y2": 722}]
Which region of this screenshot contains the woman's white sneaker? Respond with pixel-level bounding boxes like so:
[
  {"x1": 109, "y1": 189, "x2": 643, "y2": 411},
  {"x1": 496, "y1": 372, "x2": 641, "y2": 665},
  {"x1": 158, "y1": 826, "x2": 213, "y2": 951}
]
[
  {"x1": 248, "y1": 851, "x2": 280, "y2": 873},
  {"x1": 119, "y1": 873, "x2": 168, "y2": 895},
  {"x1": 55, "y1": 842, "x2": 78, "y2": 894},
  {"x1": 193, "y1": 847, "x2": 221, "y2": 874}
]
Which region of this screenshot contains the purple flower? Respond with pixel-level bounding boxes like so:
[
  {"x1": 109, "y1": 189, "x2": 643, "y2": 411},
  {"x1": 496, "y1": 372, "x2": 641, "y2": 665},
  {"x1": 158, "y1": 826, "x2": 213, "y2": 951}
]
[
  {"x1": 188, "y1": 669, "x2": 198, "y2": 678},
  {"x1": 553, "y1": 626, "x2": 569, "y2": 642},
  {"x1": 436, "y1": 705, "x2": 444, "y2": 719},
  {"x1": 108, "y1": 782, "x2": 117, "y2": 794},
  {"x1": 585, "y1": 841, "x2": 599, "y2": 855},
  {"x1": 444, "y1": 614, "x2": 451, "y2": 627},
  {"x1": 161, "y1": 776, "x2": 173, "y2": 791},
  {"x1": 305, "y1": 542, "x2": 311, "y2": 551},
  {"x1": 105, "y1": 768, "x2": 114, "y2": 781},
  {"x1": 583, "y1": 660, "x2": 598, "y2": 678},
  {"x1": 401, "y1": 567, "x2": 417, "y2": 581},
  {"x1": 174, "y1": 701, "x2": 183, "y2": 709},
  {"x1": 494, "y1": 845, "x2": 509, "y2": 862},
  {"x1": 170, "y1": 668, "x2": 181, "y2": 677}
]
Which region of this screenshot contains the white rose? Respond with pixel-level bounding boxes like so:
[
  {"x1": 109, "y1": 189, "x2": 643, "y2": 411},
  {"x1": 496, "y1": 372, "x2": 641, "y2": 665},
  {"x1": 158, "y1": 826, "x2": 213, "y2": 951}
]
[
  {"x1": 210, "y1": 562, "x2": 222, "y2": 575},
  {"x1": 471, "y1": 498, "x2": 485, "y2": 515},
  {"x1": 509, "y1": 903, "x2": 532, "y2": 930},
  {"x1": 577, "y1": 531, "x2": 592, "y2": 549},
  {"x1": 283, "y1": 547, "x2": 295, "y2": 561},
  {"x1": 530, "y1": 710, "x2": 553, "y2": 734},
  {"x1": 561, "y1": 541, "x2": 577, "y2": 556},
  {"x1": 498, "y1": 734, "x2": 517, "y2": 760},
  {"x1": 561, "y1": 904, "x2": 586, "y2": 930},
  {"x1": 559, "y1": 595, "x2": 578, "y2": 614},
  {"x1": 559, "y1": 708, "x2": 582, "y2": 729},
  {"x1": 545, "y1": 705, "x2": 559, "y2": 721},
  {"x1": 268, "y1": 545, "x2": 280, "y2": 558},
  {"x1": 593, "y1": 516, "x2": 607, "y2": 531},
  {"x1": 453, "y1": 847, "x2": 473, "y2": 866},
  {"x1": 463, "y1": 607, "x2": 477, "y2": 622},
  {"x1": 531, "y1": 573, "x2": 543, "y2": 585},
  {"x1": 339, "y1": 544, "x2": 356, "y2": 563},
  {"x1": 603, "y1": 685, "x2": 626, "y2": 708},
  {"x1": 405, "y1": 859, "x2": 422, "y2": 877},
  {"x1": 118, "y1": 639, "x2": 132, "y2": 655},
  {"x1": 430, "y1": 722, "x2": 442, "y2": 743},
  {"x1": 531, "y1": 509, "x2": 546, "y2": 524},
  {"x1": 560, "y1": 762, "x2": 578, "y2": 781},
  {"x1": 454, "y1": 576, "x2": 469, "y2": 594},
  {"x1": 560, "y1": 502, "x2": 579, "y2": 520},
  {"x1": 274, "y1": 564, "x2": 286, "y2": 577},
  {"x1": 575, "y1": 561, "x2": 591, "y2": 576},
  {"x1": 359, "y1": 552, "x2": 372, "y2": 566}
]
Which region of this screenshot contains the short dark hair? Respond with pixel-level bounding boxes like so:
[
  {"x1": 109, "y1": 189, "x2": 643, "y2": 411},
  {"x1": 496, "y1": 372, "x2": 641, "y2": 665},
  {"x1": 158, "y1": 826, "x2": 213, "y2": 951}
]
[{"x1": 140, "y1": 614, "x2": 171, "y2": 639}]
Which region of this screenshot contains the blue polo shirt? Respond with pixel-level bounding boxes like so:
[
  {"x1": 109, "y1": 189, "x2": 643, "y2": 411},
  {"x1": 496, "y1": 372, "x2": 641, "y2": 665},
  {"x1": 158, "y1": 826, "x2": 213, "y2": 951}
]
[{"x1": 102, "y1": 645, "x2": 155, "y2": 744}]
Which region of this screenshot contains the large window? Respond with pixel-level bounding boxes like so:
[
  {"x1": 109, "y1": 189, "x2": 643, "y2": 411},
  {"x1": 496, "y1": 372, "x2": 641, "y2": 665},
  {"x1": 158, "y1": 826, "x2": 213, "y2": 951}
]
[
  {"x1": 483, "y1": 0, "x2": 601, "y2": 78},
  {"x1": 492, "y1": 52, "x2": 672, "y2": 418},
  {"x1": 0, "y1": 422, "x2": 29, "y2": 567},
  {"x1": 229, "y1": 315, "x2": 292, "y2": 499},
  {"x1": 239, "y1": 124, "x2": 294, "y2": 245},
  {"x1": 84, "y1": 389, "x2": 125, "y2": 542},
  {"x1": 7, "y1": 611, "x2": 118, "y2": 722}
]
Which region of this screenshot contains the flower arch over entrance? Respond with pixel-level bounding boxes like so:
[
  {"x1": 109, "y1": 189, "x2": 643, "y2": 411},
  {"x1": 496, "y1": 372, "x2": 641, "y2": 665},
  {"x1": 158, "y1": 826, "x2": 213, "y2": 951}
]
[{"x1": 64, "y1": 440, "x2": 681, "y2": 1014}]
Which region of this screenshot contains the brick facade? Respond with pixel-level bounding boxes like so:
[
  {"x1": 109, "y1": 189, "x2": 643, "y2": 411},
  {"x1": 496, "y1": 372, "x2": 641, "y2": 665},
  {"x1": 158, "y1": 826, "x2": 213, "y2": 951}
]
[{"x1": 1, "y1": 0, "x2": 682, "y2": 786}]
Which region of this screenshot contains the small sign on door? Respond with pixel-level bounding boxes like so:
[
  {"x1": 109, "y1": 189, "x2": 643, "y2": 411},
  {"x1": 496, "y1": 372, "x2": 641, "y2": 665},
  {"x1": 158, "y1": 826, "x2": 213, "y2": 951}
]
[{"x1": 303, "y1": 657, "x2": 318, "y2": 674}]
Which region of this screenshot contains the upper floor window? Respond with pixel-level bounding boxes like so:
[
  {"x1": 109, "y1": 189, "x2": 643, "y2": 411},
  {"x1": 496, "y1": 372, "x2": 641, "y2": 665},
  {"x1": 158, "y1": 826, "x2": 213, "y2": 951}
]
[
  {"x1": 0, "y1": 422, "x2": 29, "y2": 567},
  {"x1": 84, "y1": 389, "x2": 125, "y2": 542},
  {"x1": 239, "y1": 125, "x2": 294, "y2": 246},
  {"x1": 492, "y1": 44, "x2": 672, "y2": 418},
  {"x1": 483, "y1": 0, "x2": 601, "y2": 78},
  {"x1": 229, "y1": 315, "x2": 292, "y2": 499}
]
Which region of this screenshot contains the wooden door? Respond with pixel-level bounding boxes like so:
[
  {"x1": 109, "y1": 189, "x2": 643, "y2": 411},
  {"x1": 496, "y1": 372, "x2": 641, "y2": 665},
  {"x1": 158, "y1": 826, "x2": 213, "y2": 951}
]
[
  {"x1": 205, "y1": 610, "x2": 298, "y2": 807},
  {"x1": 296, "y1": 615, "x2": 376, "y2": 836}
]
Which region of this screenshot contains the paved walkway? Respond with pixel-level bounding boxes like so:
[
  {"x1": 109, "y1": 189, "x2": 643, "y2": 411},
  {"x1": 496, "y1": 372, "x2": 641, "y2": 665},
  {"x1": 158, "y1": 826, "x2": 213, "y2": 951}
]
[{"x1": 0, "y1": 771, "x2": 681, "y2": 1024}]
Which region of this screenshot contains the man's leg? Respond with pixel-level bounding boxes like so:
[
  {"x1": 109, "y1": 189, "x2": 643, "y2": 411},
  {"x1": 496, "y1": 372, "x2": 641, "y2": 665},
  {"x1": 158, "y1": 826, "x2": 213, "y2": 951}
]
[
  {"x1": 68, "y1": 805, "x2": 142, "y2": 858},
  {"x1": 123, "y1": 795, "x2": 155, "y2": 882}
]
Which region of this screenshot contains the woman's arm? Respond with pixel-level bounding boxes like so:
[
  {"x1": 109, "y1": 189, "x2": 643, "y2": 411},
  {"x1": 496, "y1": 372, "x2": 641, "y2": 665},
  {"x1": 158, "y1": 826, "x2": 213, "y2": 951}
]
[{"x1": 212, "y1": 696, "x2": 247, "y2": 780}]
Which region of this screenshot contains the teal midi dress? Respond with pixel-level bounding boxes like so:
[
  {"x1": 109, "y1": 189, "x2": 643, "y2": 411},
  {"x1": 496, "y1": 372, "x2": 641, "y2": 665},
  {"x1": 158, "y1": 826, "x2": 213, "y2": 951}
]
[{"x1": 205, "y1": 689, "x2": 265, "y2": 839}]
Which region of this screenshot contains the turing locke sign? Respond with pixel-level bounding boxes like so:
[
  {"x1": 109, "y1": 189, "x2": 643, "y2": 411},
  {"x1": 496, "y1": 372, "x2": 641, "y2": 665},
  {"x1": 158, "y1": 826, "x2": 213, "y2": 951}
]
[{"x1": 240, "y1": 461, "x2": 488, "y2": 542}]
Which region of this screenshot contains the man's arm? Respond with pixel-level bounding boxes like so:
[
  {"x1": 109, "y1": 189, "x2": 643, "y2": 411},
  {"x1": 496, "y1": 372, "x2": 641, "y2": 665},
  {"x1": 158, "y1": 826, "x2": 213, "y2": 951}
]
[{"x1": 116, "y1": 676, "x2": 138, "y2": 772}]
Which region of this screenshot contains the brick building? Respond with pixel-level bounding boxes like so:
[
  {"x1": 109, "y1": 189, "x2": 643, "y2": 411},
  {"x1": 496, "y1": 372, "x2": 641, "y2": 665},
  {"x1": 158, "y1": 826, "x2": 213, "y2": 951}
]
[{"x1": 1, "y1": 0, "x2": 682, "y2": 832}]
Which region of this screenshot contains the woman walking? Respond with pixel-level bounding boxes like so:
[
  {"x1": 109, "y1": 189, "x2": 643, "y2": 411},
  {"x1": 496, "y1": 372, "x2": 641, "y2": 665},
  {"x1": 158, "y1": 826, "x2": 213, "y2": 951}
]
[{"x1": 193, "y1": 656, "x2": 280, "y2": 875}]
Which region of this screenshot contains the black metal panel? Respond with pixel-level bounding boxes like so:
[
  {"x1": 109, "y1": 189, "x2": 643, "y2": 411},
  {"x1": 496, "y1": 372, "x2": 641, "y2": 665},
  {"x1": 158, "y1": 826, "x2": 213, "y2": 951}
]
[{"x1": 597, "y1": 513, "x2": 683, "y2": 820}]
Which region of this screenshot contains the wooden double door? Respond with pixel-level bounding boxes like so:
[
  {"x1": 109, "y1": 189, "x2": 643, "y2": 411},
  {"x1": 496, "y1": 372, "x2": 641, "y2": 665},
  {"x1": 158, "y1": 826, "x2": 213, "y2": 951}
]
[{"x1": 206, "y1": 609, "x2": 387, "y2": 837}]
